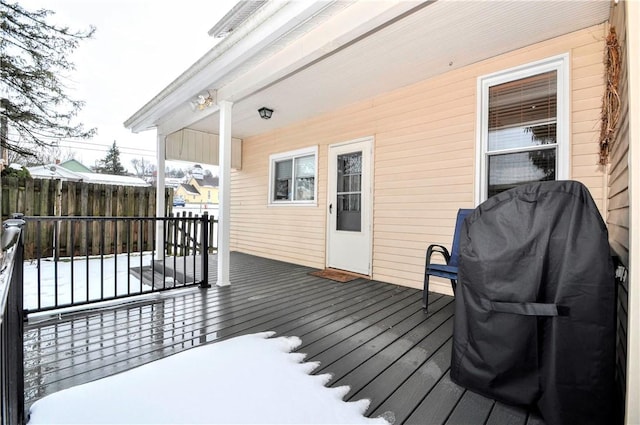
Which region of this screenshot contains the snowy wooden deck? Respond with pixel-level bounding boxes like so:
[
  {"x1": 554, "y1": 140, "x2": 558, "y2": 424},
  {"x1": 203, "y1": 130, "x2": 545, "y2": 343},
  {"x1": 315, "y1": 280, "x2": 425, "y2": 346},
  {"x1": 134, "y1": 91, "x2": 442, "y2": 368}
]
[{"x1": 23, "y1": 252, "x2": 545, "y2": 424}]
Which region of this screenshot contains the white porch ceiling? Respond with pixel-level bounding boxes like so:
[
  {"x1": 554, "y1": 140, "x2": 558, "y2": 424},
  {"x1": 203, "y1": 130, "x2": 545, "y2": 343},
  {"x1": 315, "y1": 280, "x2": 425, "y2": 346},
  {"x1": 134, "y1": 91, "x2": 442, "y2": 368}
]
[{"x1": 127, "y1": 0, "x2": 610, "y2": 140}]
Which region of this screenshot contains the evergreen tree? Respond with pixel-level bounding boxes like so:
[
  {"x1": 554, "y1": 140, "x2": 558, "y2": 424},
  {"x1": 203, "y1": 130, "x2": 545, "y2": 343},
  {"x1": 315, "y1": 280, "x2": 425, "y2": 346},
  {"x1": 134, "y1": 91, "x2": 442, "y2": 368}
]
[
  {"x1": 95, "y1": 141, "x2": 126, "y2": 175},
  {"x1": 0, "y1": 1, "x2": 95, "y2": 157}
]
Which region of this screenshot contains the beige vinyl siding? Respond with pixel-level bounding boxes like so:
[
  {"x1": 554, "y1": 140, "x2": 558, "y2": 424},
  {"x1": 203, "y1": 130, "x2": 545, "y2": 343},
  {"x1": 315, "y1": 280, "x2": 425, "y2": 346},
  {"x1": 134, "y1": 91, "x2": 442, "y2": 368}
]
[
  {"x1": 608, "y1": 4, "x2": 630, "y2": 265},
  {"x1": 229, "y1": 114, "x2": 367, "y2": 268},
  {"x1": 231, "y1": 24, "x2": 607, "y2": 293},
  {"x1": 165, "y1": 129, "x2": 242, "y2": 169},
  {"x1": 571, "y1": 41, "x2": 608, "y2": 208}
]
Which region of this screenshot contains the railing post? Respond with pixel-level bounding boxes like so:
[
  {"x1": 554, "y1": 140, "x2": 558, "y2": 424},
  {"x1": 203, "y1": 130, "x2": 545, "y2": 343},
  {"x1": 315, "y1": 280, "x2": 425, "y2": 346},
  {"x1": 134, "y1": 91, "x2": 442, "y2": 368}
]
[
  {"x1": 2, "y1": 215, "x2": 27, "y2": 424},
  {"x1": 199, "y1": 212, "x2": 210, "y2": 288}
]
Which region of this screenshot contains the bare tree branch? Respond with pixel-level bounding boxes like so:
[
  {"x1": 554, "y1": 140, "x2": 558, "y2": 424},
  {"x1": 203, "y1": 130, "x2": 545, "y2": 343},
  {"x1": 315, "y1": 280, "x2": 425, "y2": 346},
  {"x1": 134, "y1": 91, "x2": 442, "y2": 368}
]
[{"x1": 0, "y1": 0, "x2": 96, "y2": 160}]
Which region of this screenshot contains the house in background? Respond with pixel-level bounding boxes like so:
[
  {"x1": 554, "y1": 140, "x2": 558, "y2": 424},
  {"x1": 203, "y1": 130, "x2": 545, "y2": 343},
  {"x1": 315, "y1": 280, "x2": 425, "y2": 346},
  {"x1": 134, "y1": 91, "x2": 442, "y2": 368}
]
[
  {"x1": 173, "y1": 165, "x2": 219, "y2": 204},
  {"x1": 174, "y1": 182, "x2": 199, "y2": 202},
  {"x1": 57, "y1": 159, "x2": 92, "y2": 173},
  {"x1": 27, "y1": 163, "x2": 84, "y2": 182},
  {"x1": 125, "y1": 1, "x2": 638, "y2": 423},
  {"x1": 27, "y1": 159, "x2": 149, "y2": 187},
  {"x1": 163, "y1": 177, "x2": 184, "y2": 189}
]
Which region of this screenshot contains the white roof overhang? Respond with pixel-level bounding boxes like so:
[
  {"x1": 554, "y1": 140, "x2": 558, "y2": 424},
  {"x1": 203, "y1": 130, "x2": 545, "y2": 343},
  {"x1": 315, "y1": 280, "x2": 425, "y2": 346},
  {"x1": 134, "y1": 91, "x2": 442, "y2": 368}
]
[{"x1": 124, "y1": 0, "x2": 610, "y2": 139}]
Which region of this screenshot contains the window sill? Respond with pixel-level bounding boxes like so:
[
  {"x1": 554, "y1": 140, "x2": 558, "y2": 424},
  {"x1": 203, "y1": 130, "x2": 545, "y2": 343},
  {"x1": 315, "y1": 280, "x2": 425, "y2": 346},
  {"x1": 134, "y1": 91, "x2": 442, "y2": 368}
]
[{"x1": 268, "y1": 202, "x2": 318, "y2": 207}]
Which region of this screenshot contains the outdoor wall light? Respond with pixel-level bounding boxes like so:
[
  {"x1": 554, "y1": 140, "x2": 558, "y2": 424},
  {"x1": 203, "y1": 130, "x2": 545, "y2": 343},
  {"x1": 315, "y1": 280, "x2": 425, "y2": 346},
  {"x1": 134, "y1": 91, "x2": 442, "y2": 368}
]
[
  {"x1": 190, "y1": 90, "x2": 215, "y2": 111},
  {"x1": 258, "y1": 107, "x2": 273, "y2": 119}
]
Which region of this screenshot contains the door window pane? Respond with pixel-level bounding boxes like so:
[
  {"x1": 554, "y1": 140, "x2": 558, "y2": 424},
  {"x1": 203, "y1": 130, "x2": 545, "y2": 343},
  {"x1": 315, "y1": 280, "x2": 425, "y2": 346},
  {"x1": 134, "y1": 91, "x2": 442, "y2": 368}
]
[
  {"x1": 337, "y1": 152, "x2": 362, "y2": 193},
  {"x1": 337, "y1": 194, "x2": 361, "y2": 231},
  {"x1": 336, "y1": 152, "x2": 362, "y2": 232}
]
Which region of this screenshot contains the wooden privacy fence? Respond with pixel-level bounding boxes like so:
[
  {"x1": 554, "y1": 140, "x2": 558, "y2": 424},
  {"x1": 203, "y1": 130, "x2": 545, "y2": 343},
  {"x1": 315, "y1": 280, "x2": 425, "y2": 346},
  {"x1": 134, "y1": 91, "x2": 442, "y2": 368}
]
[{"x1": 1, "y1": 177, "x2": 173, "y2": 259}]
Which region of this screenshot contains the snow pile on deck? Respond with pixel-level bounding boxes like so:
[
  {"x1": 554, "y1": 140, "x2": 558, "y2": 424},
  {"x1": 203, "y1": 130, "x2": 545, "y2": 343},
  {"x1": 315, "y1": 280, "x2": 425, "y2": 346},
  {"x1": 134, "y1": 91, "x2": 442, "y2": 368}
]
[{"x1": 28, "y1": 332, "x2": 388, "y2": 424}]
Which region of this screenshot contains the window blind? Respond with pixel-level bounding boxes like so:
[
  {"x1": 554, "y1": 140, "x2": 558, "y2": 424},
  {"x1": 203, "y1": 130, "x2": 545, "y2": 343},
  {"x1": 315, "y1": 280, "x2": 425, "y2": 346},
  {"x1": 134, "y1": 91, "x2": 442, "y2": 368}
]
[{"x1": 488, "y1": 70, "x2": 557, "y2": 151}]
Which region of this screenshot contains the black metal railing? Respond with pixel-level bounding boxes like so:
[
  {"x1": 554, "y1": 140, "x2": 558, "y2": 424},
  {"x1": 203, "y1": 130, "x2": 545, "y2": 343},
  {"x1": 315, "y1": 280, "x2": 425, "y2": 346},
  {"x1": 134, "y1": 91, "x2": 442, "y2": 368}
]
[
  {"x1": 23, "y1": 213, "x2": 216, "y2": 314},
  {"x1": 1, "y1": 217, "x2": 27, "y2": 425},
  {"x1": 166, "y1": 211, "x2": 217, "y2": 257}
]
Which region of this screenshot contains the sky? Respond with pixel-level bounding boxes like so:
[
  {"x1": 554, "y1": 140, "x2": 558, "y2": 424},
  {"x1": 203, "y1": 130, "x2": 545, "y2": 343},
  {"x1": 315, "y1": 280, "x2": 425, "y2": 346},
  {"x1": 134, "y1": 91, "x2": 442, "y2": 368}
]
[
  {"x1": 20, "y1": 0, "x2": 237, "y2": 171},
  {"x1": 28, "y1": 329, "x2": 389, "y2": 424}
]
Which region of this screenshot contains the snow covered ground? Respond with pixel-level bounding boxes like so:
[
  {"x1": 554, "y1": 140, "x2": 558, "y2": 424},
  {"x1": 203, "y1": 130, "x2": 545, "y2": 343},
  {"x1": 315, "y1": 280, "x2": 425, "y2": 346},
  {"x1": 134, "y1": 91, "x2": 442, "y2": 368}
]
[
  {"x1": 172, "y1": 204, "x2": 218, "y2": 218},
  {"x1": 28, "y1": 332, "x2": 389, "y2": 424},
  {"x1": 23, "y1": 253, "x2": 154, "y2": 311}
]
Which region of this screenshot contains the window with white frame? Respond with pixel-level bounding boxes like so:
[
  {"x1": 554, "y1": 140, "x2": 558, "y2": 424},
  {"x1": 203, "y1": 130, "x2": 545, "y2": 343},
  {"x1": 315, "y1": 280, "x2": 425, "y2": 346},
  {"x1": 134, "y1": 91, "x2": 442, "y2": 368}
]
[
  {"x1": 477, "y1": 55, "x2": 569, "y2": 201},
  {"x1": 269, "y1": 146, "x2": 318, "y2": 204}
]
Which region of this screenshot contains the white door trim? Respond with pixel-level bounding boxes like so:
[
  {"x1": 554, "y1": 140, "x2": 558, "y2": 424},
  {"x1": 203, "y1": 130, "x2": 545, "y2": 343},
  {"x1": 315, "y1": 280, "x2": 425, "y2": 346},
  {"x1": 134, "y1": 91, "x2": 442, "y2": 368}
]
[{"x1": 325, "y1": 136, "x2": 374, "y2": 276}]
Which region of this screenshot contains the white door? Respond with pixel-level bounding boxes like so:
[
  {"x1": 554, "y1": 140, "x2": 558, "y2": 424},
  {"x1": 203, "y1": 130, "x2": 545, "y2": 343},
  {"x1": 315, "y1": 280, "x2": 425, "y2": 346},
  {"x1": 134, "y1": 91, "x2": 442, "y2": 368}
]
[{"x1": 327, "y1": 137, "x2": 373, "y2": 275}]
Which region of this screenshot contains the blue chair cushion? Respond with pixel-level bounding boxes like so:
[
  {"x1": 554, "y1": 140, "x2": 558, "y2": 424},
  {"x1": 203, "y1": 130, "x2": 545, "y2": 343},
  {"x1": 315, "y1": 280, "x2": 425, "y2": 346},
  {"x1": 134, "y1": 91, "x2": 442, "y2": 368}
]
[{"x1": 426, "y1": 263, "x2": 458, "y2": 280}]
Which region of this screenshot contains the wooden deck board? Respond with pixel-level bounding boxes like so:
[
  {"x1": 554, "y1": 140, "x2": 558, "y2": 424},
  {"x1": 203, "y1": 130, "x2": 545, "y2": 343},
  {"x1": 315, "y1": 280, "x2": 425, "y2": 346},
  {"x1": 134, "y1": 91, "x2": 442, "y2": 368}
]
[
  {"x1": 210, "y1": 279, "x2": 385, "y2": 340},
  {"x1": 316, "y1": 297, "x2": 451, "y2": 381},
  {"x1": 284, "y1": 287, "x2": 415, "y2": 341},
  {"x1": 24, "y1": 252, "x2": 539, "y2": 424},
  {"x1": 370, "y1": 340, "x2": 454, "y2": 422},
  {"x1": 406, "y1": 372, "x2": 465, "y2": 425},
  {"x1": 444, "y1": 390, "x2": 494, "y2": 425},
  {"x1": 485, "y1": 403, "x2": 529, "y2": 425},
  {"x1": 337, "y1": 302, "x2": 455, "y2": 398},
  {"x1": 298, "y1": 293, "x2": 423, "y2": 357},
  {"x1": 220, "y1": 283, "x2": 404, "y2": 341}
]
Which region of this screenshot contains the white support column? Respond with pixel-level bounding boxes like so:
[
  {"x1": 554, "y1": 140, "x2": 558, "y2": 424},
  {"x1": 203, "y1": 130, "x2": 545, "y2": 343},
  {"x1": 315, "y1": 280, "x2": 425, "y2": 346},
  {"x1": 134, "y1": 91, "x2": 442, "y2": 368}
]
[
  {"x1": 155, "y1": 132, "x2": 166, "y2": 260},
  {"x1": 217, "y1": 100, "x2": 233, "y2": 286}
]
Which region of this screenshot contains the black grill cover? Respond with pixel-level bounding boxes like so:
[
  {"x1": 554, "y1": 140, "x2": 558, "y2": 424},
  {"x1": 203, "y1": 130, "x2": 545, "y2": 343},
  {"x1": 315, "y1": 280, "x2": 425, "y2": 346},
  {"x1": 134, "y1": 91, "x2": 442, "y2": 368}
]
[{"x1": 450, "y1": 181, "x2": 615, "y2": 425}]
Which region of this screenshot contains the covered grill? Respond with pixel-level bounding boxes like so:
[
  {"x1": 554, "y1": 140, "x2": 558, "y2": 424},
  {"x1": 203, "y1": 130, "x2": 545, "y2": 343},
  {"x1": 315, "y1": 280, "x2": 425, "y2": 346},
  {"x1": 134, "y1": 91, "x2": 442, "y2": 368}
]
[{"x1": 451, "y1": 180, "x2": 616, "y2": 425}]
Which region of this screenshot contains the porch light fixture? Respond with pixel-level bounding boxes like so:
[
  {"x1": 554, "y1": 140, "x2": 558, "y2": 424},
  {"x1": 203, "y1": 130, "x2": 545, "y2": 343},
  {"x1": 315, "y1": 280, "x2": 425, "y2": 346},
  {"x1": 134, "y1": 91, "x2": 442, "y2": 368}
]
[
  {"x1": 258, "y1": 107, "x2": 273, "y2": 119},
  {"x1": 191, "y1": 90, "x2": 216, "y2": 111}
]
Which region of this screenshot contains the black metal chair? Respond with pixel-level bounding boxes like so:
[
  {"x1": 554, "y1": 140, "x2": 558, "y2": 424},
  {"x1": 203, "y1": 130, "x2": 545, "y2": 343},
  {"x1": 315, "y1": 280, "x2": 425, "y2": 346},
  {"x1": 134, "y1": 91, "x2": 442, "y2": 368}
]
[{"x1": 422, "y1": 208, "x2": 473, "y2": 311}]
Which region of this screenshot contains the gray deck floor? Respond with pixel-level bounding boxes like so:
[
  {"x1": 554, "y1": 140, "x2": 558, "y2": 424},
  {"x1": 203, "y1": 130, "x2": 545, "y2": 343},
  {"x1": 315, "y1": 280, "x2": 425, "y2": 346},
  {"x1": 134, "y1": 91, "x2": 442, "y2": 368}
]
[{"x1": 24, "y1": 252, "x2": 545, "y2": 424}]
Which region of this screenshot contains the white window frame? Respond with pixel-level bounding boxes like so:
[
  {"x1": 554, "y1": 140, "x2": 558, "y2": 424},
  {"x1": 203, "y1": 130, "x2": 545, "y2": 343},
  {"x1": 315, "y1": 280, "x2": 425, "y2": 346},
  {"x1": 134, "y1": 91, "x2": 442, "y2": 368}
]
[
  {"x1": 268, "y1": 146, "x2": 318, "y2": 206},
  {"x1": 475, "y1": 54, "x2": 570, "y2": 204}
]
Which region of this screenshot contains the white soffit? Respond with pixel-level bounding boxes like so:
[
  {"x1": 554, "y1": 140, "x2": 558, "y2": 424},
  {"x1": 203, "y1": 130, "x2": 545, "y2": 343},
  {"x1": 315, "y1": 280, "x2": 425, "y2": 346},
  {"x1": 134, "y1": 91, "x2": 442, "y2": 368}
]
[
  {"x1": 184, "y1": 0, "x2": 609, "y2": 139},
  {"x1": 133, "y1": 1, "x2": 609, "y2": 138}
]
